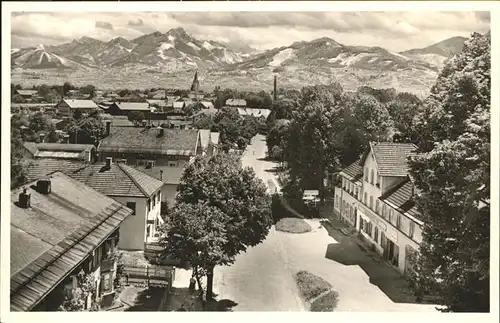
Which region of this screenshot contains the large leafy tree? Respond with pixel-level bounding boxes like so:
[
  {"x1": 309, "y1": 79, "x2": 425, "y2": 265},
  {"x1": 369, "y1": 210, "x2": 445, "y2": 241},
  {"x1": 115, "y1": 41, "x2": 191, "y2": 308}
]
[
  {"x1": 160, "y1": 153, "x2": 272, "y2": 299},
  {"x1": 408, "y1": 32, "x2": 490, "y2": 312}
]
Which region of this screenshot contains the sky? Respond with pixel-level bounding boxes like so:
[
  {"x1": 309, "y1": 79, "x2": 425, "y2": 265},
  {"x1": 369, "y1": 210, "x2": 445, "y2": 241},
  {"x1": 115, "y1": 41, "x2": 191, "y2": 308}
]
[{"x1": 10, "y1": 11, "x2": 490, "y2": 52}]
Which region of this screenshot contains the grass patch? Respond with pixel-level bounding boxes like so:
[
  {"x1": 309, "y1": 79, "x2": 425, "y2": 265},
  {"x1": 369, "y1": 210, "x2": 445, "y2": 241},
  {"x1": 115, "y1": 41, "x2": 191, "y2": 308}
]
[
  {"x1": 310, "y1": 290, "x2": 339, "y2": 312},
  {"x1": 276, "y1": 218, "x2": 312, "y2": 234},
  {"x1": 294, "y1": 270, "x2": 332, "y2": 302}
]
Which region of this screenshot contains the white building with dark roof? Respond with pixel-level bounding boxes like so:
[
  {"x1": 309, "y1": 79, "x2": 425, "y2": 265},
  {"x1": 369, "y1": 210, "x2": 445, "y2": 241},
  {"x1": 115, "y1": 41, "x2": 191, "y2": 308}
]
[
  {"x1": 55, "y1": 99, "x2": 99, "y2": 118},
  {"x1": 334, "y1": 142, "x2": 422, "y2": 275},
  {"x1": 10, "y1": 172, "x2": 133, "y2": 311}
]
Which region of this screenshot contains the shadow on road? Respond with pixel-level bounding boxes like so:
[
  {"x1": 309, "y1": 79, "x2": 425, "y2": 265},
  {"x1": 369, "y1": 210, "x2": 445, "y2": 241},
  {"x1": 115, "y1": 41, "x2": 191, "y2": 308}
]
[
  {"x1": 124, "y1": 287, "x2": 166, "y2": 311},
  {"x1": 206, "y1": 298, "x2": 239, "y2": 312},
  {"x1": 163, "y1": 287, "x2": 238, "y2": 312},
  {"x1": 320, "y1": 219, "x2": 421, "y2": 304}
]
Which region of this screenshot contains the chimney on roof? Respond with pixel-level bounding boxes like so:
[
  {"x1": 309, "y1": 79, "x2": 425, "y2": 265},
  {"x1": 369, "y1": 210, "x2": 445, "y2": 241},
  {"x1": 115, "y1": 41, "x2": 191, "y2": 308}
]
[
  {"x1": 106, "y1": 157, "x2": 112, "y2": 169},
  {"x1": 18, "y1": 187, "x2": 31, "y2": 208},
  {"x1": 273, "y1": 75, "x2": 277, "y2": 102},
  {"x1": 36, "y1": 178, "x2": 52, "y2": 195},
  {"x1": 39, "y1": 132, "x2": 46, "y2": 143},
  {"x1": 105, "y1": 121, "x2": 111, "y2": 136}
]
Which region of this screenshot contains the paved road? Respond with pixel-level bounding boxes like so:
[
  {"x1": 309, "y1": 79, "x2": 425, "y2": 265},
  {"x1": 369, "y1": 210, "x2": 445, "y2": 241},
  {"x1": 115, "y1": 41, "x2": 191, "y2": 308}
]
[{"x1": 212, "y1": 135, "x2": 303, "y2": 311}]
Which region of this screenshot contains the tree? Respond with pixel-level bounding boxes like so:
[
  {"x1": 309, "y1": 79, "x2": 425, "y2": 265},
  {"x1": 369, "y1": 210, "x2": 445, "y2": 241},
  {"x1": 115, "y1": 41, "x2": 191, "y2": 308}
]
[
  {"x1": 81, "y1": 85, "x2": 96, "y2": 98},
  {"x1": 11, "y1": 126, "x2": 28, "y2": 188},
  {"x1": 386, "y1": 92, "x2": 423, "y2": 142},
  {"x1": 160, "y1": 153, "x2": 272, "y2": 299},
  {"x1": 127, "y1": 111, "x2": 145, "y2": 122},
  {"x1": 194, "y1": 114, "x2": 215, "y2": 130},
  {"x1": 63, "y1": 82, "x2": 74, "y2": 97},
  {"x1": 65, "y1": 113, "x2": 105, "y2": 145},
  {"x1": 270, "y1": 145, "x2": 283, "y2": 160},
  {"x1": 407, "y1": 32, "x2": 490, "y2": 312},
  {"x1": 73, "y1": 109, "x2": 83, "y2": 121}
]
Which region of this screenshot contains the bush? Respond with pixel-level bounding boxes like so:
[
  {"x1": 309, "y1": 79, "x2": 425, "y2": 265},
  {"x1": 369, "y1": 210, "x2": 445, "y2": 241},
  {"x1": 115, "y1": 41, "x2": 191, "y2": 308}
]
[
  {"x1": 310, "y1": 290, "x2": 339, "y2": 312},
  {"x1": 294, "y1": 270, "x2": 332, "y2": 301},
  {"x1": 276, "y1": 218, "x2": 312, "y2": 234}
]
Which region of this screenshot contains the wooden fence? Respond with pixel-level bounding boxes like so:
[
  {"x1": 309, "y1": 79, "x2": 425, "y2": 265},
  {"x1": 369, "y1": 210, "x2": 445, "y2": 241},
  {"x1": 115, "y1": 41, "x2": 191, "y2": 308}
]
[{"x1": 122, "y1": 265, "x2": 175, "y2": 288}]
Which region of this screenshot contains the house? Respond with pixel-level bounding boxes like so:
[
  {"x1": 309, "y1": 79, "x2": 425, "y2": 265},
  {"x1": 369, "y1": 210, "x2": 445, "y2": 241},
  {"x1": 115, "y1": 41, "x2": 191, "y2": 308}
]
[
  {"x1": 69, "y1": 158, "x2": 164, "y2": 250},
  {"x1": 97, "y1": 125, "x2": 201, "y2": 167},
  {"x1": 55, "y1": 99, "x2": 99, "y2": 118},
  {"x1": 107, "y1": 102, "x2": 151, "y2": 116},
  {"x1": 237, "y1": 108, "x2": 271, "y2": 119},
  {"x1": 16, "y1": 89, "x2": 39, "y2": 100},
  {"x1": 23, "y1": 158, "x2": 164, "y2": 250},
  {"x1": 199, "y1": 101, "x2": 214, "y2": 110},
  {"x1": 105, "y1": 92, "x2": 120, "y2": 99},
  {"x1": 22, "y1": 142, "x2": 97, "y2": 162},
  {"x1": 147, "y1": 99, "x2": 168, "y2": 109},
  {"x1": 172, "y1": 101, "x2": 185, "y2": 114},
  {"x1": 198, "y1": 130, "x2": 220, "y2": 157},
  {"x1": 225, "y1": 99, "x2": 247, "y2": 107},
  {"x1": 149, "y1": 90, "x2": 166, "y2": 100},
  {"x1": 166, "y1": 96, "x2": 180, "y2": 103},
  {"x1": 10, "y1": 172, "x2": 133, "y2": 311},
  {"x1": 101, "y1": 114, "x2": 135, "y2": 127},
  {"x1": 333, "y1": 142, "x2": 422, "y2": 276},
  {"x1": 133, "y1": 165, "x2": 185, "y2": 208}
]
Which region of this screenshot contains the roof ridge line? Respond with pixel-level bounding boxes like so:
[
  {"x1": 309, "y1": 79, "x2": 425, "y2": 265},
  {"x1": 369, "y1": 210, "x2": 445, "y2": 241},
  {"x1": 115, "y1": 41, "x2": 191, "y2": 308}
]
[{"x1": 117, "y1": 163, "x2": 149, "y2": 197}]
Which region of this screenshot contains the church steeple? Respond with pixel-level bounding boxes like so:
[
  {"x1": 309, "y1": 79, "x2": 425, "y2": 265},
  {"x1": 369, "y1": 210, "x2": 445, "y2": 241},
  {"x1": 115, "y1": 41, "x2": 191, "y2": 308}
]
[{"x1": 190, "y1": 70, "x2": 200, "y2": 93}]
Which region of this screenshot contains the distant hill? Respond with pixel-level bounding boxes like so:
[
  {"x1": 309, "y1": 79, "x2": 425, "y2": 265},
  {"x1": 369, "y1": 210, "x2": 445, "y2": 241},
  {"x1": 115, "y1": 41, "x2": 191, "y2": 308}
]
[{"x1": 11, "y1": 30, "x2": 472, "y2": 97}]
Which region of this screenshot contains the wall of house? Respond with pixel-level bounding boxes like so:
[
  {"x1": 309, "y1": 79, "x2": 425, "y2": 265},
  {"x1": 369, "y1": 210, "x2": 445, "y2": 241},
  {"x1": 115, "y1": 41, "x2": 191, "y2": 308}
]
[
  {"x1": 98, "y1": 152, "x2": 191, "y2": 167},
  {"x1": 146, "y1": 189, "x2": 162, "y2": 240},
  {"x1": 56, "y1": 101, "x2": 71, "y2": 117},
  {"x1": 112, "y1": 195, "x2": 147, "y2": 250},
  {"x1": 361, "y1": 152, "x2": 382, "y2": 212}
]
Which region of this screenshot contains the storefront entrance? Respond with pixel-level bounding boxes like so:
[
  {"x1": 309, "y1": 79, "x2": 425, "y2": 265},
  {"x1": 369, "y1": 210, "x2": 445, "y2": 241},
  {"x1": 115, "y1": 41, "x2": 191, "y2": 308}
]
[{"x1": 381, "y1": 233, "x2": 399, "y2": 267}]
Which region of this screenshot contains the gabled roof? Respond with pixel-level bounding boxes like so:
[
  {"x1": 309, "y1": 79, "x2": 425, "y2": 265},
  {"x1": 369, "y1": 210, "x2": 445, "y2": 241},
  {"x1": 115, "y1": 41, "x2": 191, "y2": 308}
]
[
  {"x1": 10, "y1": 171, "x2": 132, "y2": 311},
  {"x1": 339, "y1": 159, "x2": 363, "y2": 181},
  {"x1": 113, "y1": 102, "x2": 151, "y2": 111},
  {"x1": 16, "y1": 90, "x2": 38, "y2": 96},
  {"x1": 23, "y1": 143, "x2": 95, "y2": 161},
  {"x1": 360, "y1": 142, "x2": 418, "y2": 177},
  {"x1": 25, "y1": 159, "x2": 88, "y2": 183},
  {"x1": 379, "y1": 178, "x2": 422, "y2": 223},
  {"x1": 59, "y1": 99, "x2": 99, "y2": 109},
  {"x1": 70, "y1": 162, "x2": 163, "y2": 198},
  {"x1": 98, "y1": 127, "x2": 199, "y2": 156},
  {"x1": 200, "y1": 101, "x2": 214, "y2": 109}
]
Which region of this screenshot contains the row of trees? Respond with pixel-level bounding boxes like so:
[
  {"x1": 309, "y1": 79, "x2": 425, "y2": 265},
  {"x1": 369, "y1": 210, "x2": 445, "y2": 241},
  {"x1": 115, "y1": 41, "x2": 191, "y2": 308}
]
[
  {"x1": 269, "y1": 31, "x2": 490, "y2": 312},
  {"x1": 213, "y1": 87, "x2": 274, "y2": 110}
]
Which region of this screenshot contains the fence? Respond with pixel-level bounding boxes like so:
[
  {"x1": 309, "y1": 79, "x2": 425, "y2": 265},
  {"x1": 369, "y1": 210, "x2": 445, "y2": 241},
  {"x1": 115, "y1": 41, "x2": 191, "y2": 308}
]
[{"x1": 122, "y1": 265, "x2": 175, "y2": 288}]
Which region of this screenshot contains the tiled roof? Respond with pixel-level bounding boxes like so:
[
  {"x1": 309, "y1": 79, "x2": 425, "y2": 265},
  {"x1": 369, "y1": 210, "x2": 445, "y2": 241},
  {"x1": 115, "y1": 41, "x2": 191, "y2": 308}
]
[
  {"x1": 27, "y1": 142, "x2": 94, "y2": 153},
  {"x1": 70, "y1": 162, "x2": 162, "y2": 198},
  {"x1": 200, "y1": 101, "x2": 214, "y2": 109},
  {"x1": 379, "y1": 179, "x2": 422, "y2": 222},
  {"x1": 114, "y1": 102, "x2": 151, "y2": 111},
  {"x1": 173, "y1": 102, "x2": 185, "y2": 109},
  {"x1": 146, "y1": 99, "x2": 167, "y2": 107},
  {"x1": 340, "y1": 159, "x2": 363, "y2": 181},
  {"x1": 10, "y1": 171, "x2": 132, "y2": 311},
  {"x1": 60, "y1": 99, "x2": 99, "y2": 109},
  {"x1": 25, "y1": 159, "x2": 88, "y2": 183},
  {"x1": 23, "y1": 143, "x2": 94, "y2": 161},
  {"x1": 134, "y1": 165, "x2": 185, "y2": 185},
  {"x1": 166, "y1": 96, "x2": 180, "y2": 102},
  {"x1": 23, "y1": 142, "x2": 38, "y2": 156},
  {"x1": 98, "y1": 127, "x2": 199, "y2": 155},
  {"x1": 369, "y1": 142, "x2": 418, "y2": 177}
]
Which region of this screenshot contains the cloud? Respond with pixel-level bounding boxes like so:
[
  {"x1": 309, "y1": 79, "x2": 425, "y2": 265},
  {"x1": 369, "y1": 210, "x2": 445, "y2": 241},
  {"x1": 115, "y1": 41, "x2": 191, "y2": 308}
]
[
  {"x1": 128, "y1": 18, "x2": 144, "y2": 26},
  {"x1": 95, "y1": 21, "x2": 114, "y2": 30},
  {"x1": 9, "y1": 11, "x2": 490, "y2": 52}
]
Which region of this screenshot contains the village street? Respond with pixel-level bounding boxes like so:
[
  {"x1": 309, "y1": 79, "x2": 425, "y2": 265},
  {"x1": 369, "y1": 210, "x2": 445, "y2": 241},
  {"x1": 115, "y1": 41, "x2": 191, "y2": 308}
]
[{"x1": 205, "y1": 135, "x2": 439, "y2": 312}]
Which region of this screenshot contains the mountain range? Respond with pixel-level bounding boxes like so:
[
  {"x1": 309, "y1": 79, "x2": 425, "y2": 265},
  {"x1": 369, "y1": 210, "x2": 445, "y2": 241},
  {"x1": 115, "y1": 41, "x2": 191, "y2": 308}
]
[{"x1": 11, "y1": 27, "x2": 468, "y2": 97}]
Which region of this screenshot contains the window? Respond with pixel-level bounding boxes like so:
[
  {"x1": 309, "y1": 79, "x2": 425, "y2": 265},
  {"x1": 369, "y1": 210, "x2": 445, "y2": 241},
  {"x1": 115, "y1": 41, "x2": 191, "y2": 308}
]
[
  {"x1": 375, "y1": 200, "x2": 380, "y2": 214},
  {"x1": 126, "y1": 202, "x2": 136, "y2": 215},
  {"x1": 364, "y1": 192, "x2": 367, "y2": 204},
  {"x1": 374, "y1": 227, "x2": 379, "y2": 243},
  {"x1": 389, "y1": 209, "x2": 394, "y2": 223},
  {"x1": 382, "y1": 204, "x2": 387, "y2": 219},
  {"x1": 364, "y1": 168, "x2": 369, "y2": 181},
  {"x1": 409, "y1": 221, "x2": 415, "y2": 239},
  {"x1": 152, "y1": 195, "x2": 156, "y2": 208},
  {"x1": 169, "y1": 161, "x2": 177, "y2": 167},
  {"x1": 369, "y1": 196, "x2": 373, "y2": 209},
  {"x1": 396, "y1": 215, "x2": 401, "y2": 229},
  {"x1": 370, "y1": 169, "x2": 374, "y2": 184},
  {"x1": 376, "y1": 175, "x2": 381, "y2": 187},
  {"x1": 342, "y1": 178, "x2": 346, "y2": 189}
]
